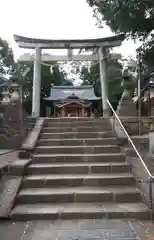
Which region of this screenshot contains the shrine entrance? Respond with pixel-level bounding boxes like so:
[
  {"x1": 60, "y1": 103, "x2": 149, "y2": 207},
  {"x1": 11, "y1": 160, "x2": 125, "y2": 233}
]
[
  {"x1": 14, "y1": 34, "x2": 124, "y2": 117},
  {"x1": 56, "y1": 103, "x2": 90, "y2": 118},
  {"x1": 54, "y1": 94, "x2": 92, "y2": 118},
  {"x1": 44, "y1": 85, "x2": 100, "y2": 118}
]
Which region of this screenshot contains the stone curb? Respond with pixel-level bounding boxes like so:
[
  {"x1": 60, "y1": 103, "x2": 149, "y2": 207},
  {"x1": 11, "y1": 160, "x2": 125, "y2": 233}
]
[
  {"x1": 0, "y1": 150, "x2": 16, "y2": 156},
  {"x1": 19, "y1": 119, "x2": 44, "y2": 159},
  {"x1": 0, "y1": 150, "x2": 18, "y2": 177}
]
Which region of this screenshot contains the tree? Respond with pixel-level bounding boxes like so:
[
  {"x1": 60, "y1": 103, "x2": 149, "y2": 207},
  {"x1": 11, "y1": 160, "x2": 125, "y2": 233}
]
[
  {"x1": 0, "y1": 38, "x2": 14, "y2": 68},
  {"x1": 19, "y1": 62, "x2": 71, "y2": 114},
  {"x1": 80, "y1": 53, "x2": 123, "y2": 109},
  {"x1": 0, "y1": 38, "x2": 16, "y2": 101},
  {"x1": 141, "y1": 39, "x2": 154, "y2": 71},
  {"x1": 87, "y1": 0, "x2": 154, "y2": 40},
  {"x1": 20, "y1": 62, "x2": 71, "y2": 100},
  {"x1": 0, "y1": 38, "x2": 14, "y2": 82},
  {"x1": 87, "y1": 0, "x2": 154, "y2": 93}
]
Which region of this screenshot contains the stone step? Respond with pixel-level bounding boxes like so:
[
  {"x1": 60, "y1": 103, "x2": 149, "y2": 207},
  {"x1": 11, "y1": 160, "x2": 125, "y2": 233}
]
[
  {"x1": 42, "y1": 126, "x2": 111, "y2": 133},
  {"x1": 44, "y1": 118, "x2": 109, "y2": 123},
  {"x1": 26, "y1": 162, "x2": 130, "y2": 175},
  {"x1": 32, "y1": 153, "x2": 125, "y2": 163},
  {"x1": 22, "y1": 173, "x2": 136, "y2": 188},
  {"x1": 11, "y1": 202, "x2": 149, "y2": 220},
  {"x1": 11, "y1": 116, "x2": 150, "y2": 221},
  {"x1": 8, "y1": 159, "x2": 32, "y2": 175},
  {"x1": 40, "y1": 131, "x2": 116, "y2": 139},
  {"x1": 16, "y1": 186, "x2": 141, "y2": 204},
  {"x1": 44, "y1": 121, "x2": 111, "y2": 128},
  {"x1": 37, "y1": 138, "x2": 118, "y2": 146},
  {"x1": 35, "y1": 145, "x2": 120, "y2": 154}
]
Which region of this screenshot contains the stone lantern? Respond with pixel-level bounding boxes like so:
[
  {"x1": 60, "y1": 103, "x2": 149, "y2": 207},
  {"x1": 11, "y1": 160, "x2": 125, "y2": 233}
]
[
  {"x1": 149, "y1": 72, "x2": 154, "y2": 86},
  {"x1": 121, "y1": 70, "x2": 134, "y2": 99},
  {"x1": 0, "y1": 76, "x2": 24, "y2": 148},
  {"x1": 0, "y1": 81, "x2": 11, "y2": 105},
  {"x1": 10, "y1": 82, "x2": 20, "y2": 103},
  {"x1": 0, "y1": 84, "x2": 12, "y2": 134},
  {"x1": 117, "y1": 69, "x2": 137, "y2": 116},
  {"x1": 9, "y1": 81, "x2": 23, "y2": 130},
  {"x1": 1, "y1": 89, "x2": 11, "y2": 105},
  {"x1": 149, "y1": 72, "x2": 154, "y2": 153},
  {"x1": 149, "y1": 72, "x2": 154, "y2": 116},
  {"x1": 1, "y1": 89, "x2": 10, "y2": 124},
  {"x1": 147, "y1": 72, "x2": 154, "y2": 132},
  {"x1": 116, "y1": 69, "x2": 139, "y2": 135}
]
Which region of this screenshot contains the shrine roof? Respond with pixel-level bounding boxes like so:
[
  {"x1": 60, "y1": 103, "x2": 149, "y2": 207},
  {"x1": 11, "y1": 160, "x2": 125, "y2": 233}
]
[
  {"x1": 43, "y1": 85, "x2": 100, "y2": 101},
  {"x1": 14, "y1": 34, "x2": 124, "y2": 49}
]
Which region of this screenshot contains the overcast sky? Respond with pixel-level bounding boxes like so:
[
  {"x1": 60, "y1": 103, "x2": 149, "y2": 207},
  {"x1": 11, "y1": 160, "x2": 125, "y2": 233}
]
[{"x1": 0, "y1": 0, "x2": 139, "y2": 59}]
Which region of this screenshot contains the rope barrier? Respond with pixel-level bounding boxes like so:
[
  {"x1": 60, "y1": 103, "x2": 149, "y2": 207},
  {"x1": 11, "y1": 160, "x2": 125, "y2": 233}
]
[{"x1": 32, "y1": 56, "x2": 100, "y2": 68}]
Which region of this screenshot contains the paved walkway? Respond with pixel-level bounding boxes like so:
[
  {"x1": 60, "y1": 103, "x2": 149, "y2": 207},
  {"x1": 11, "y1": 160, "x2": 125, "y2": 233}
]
[
  {"x1": 0, "y1": 150, "x2": 18, "y2": 171},
  {"x1": 0, "y1": 219, "x2": 153, "y2": 240}
]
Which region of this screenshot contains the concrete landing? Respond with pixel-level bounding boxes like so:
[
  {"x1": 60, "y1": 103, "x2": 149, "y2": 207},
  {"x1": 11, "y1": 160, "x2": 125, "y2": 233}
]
[{"x1": 0, "y1": 219, "x2": 153, "y2": 240}]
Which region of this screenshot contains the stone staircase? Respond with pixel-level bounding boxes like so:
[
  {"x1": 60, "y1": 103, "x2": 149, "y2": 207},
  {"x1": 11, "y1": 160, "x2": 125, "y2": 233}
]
[{"x1": 11, "y1": 118, "x2": 149, "y2": 220}]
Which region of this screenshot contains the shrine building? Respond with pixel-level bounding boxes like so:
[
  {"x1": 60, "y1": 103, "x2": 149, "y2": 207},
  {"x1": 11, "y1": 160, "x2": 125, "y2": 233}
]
[{"x1": 43, "y1": 85, "x2": 100, "y2": 117}]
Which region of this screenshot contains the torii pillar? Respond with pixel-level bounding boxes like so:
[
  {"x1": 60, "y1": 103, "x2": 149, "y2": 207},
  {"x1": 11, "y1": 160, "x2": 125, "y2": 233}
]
[
  {"x1": 32, "y1": 47, "x2": 41, "y2": 118},
  {"x1": 98, "y1": 47, "x2": 109, "y2": 116}
]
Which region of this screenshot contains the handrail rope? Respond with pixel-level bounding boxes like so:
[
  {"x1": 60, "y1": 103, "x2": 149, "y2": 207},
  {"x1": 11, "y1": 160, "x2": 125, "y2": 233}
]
[
  {"x1": 107, "y1": 99, "x2": 154, "y2": 181},
  {"x1": 32, "y1": 58, "x2": 100, "y2": 67}
]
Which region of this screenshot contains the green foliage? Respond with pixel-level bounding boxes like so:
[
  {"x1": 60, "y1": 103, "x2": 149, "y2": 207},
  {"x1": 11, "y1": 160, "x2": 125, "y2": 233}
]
[
  {"x1": 87, "y1": 0, "x2": 154, "y2": 89},
  {"x1": 21, "y1": 62, "x2": 71, "y2": 99},
  {"x1": 81, "y1": 63, "x2": 99, "y2": 85},
  {"x1": 50, "y1": 65, "x2": 66, "y2": 86},
  {"x1": 0, "y1": 38, "x2": 14, "y2": 68},
  {"x1": 80, "y1": 55, "x2": 123, "y2": 108},
  {"x1": 0, "y1": 38, "x2": 14, "y2": 81},
  {"x1": 87, "y1": 0, "x2": 154, "y2": 40},
  {"x1": 141, "y1": 39, "x2": 154, "y2": 71},
  {"x1": 0, "y1": 38, "x2": 15, "y2": 102}
]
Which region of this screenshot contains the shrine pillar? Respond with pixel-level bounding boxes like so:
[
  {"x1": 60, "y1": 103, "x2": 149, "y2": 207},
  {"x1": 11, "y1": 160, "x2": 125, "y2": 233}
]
[
  {"x1": 98, "y1": 47, "x2": 109, "y2": 116},
  {"x1": 81, "y1": 107, "x2": 84, "y2": 117},
  {"x1": 32, "y1": 47, "x2": 41, "y2": 118},
  {"x1": 61, "y1": 107, "x2": 65, "y2": 117}
]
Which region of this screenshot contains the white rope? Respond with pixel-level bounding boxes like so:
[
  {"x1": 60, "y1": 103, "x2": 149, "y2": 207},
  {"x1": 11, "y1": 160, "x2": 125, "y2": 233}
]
[
  {"x1": 31, "y1": 52, "x2": 115, "y2": 76},
  {"x1": 36, "y1": 60, "x2": 57, "y2": 67},
  {"x1": 32, "y1": 57, "x2": 99, "y2": 68}
]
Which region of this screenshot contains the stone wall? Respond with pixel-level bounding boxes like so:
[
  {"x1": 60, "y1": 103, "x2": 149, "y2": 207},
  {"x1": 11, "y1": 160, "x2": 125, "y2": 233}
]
[
  {"x1": 119, "y1": 137, "x2": 154, "y2": 213},
  {"x1": 0, "y1": 102, "x2": 36, "y2": 149},
  {"x1": 0, "y1": 117, "x2": 36, "y2": 149},
  {"x1": 127, "y1": 155, "x2": 154, "y2": 212}
]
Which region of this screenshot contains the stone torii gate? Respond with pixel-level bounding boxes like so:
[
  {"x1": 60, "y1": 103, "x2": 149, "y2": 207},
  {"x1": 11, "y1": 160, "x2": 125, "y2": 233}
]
[{"x1": 14, "y1": 34, "x2": 124, "y2": 118}]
